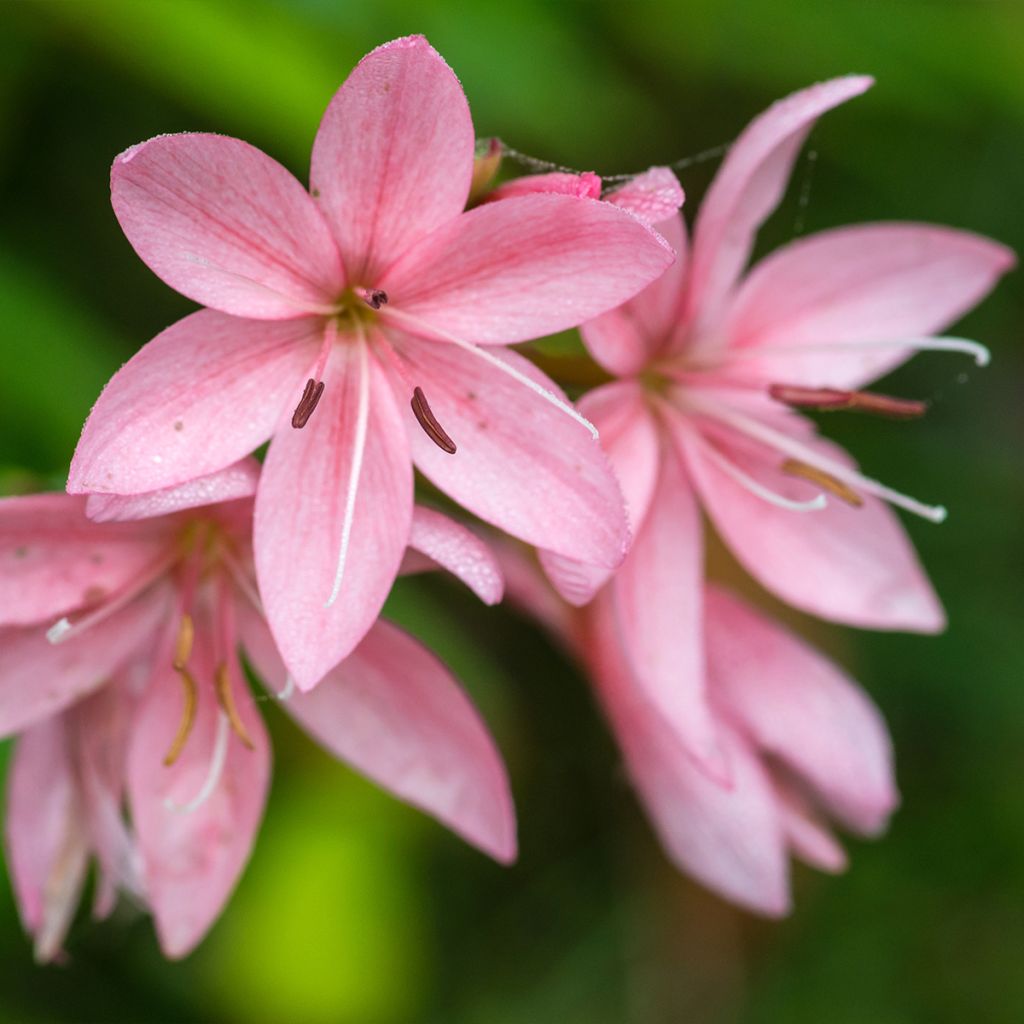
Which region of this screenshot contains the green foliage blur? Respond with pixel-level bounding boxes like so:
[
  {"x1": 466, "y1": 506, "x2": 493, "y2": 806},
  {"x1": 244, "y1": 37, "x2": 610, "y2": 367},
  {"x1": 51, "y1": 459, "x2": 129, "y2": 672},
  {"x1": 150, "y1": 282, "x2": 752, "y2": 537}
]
[{"x1": 0, "y1": 1, "x2": 1021, "y2": 1021}]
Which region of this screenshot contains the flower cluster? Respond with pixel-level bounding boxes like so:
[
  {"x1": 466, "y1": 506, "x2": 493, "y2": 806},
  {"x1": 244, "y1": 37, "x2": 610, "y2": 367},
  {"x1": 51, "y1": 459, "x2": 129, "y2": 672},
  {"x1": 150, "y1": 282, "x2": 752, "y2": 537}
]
[{"x1": 1, "y1": 35, "x2": 1012, "y2": 958}]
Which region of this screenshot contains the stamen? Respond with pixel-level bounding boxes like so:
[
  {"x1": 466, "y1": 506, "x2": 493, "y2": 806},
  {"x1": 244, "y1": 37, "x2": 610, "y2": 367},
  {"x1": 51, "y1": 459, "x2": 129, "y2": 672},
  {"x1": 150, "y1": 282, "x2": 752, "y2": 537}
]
[
  {"x1": 214, "y1": 662, "x2": 255, "y2": 750},
  {"x1": 163, "y1": 668, "x2": 198, "y2": 766},
  {"x1": 769, "y1": 384, "x2": 927, "y2": 420},
  {"x1": 327, "y1": 337, "x2": 371, "y2": 607},
  {"x1": 164, "y1": 712, "x2": 231, "y2": 815},
  {"x1": 692, "y1": 433, "x2": 827, "y2": 512},
  {"x1": 411, "y1": 386, "x2": 457, "y2": 454},
  {"x1": 380, "y1": 306, "x2": 600, "y2": 441},
  {"x1": 718, "y1": 335, "x2": 990, "y2": 367},
  {"x1": 354, "y1": 287, "x2": 389, "y2": 310},
  {"x1": 291, "y1": 378, "x2": 325, "y2": 429},
  {"x1": 782, "y1": 459, "x2": 864, "y2": 507},
  {"x1": 172, "y1": 613, "x2": 195, "y2": 671},
  {"x1": 276, "y1": 675, "x2": 296, "y2": 701}
]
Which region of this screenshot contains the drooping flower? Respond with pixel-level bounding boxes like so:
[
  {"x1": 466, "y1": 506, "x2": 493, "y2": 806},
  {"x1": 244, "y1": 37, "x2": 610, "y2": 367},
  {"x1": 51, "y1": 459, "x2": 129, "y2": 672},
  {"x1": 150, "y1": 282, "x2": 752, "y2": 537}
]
[
  {"x1": 66, "y1": 35, "x2": 675, "y2": 690},
  {"x1": 499, "y1": 541, "x2": 897, "y2": 915},
  {"x1": 2, "y1": 465, "x2": 514, "y2": 959},
  {"x1": 533, "y1": 76, "x2": 1013, "y2": 770}
]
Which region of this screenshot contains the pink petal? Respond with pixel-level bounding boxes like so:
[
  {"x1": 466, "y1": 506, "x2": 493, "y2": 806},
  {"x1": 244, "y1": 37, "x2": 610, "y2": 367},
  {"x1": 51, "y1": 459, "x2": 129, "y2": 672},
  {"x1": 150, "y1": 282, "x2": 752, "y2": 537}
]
[
  {"x1": 775, "y1": 781, "x2": 849, "y2": 873},
  {"x1": 486, "y1": 171, "x2": 602, "y2": 202},
  {"x1": 611, "y1": 446, "x2": 726, "y2": 778},
  {"x1": 723, "y1": 223, "x2": 1017, "y2": 387},
  {"x1": 379, "y1": 193, "x2": 674, "y2": 344},
  {"x1": 0, "y1": 493, "x2": 165, "y2": 627},
  {"x1": 255, "y1": 346, "x2": 412, "y2": 690},
  {"x1": 685, "y1": 76, "x2": 873, "y2": 331},
  {"x1": 5, "y1": 715, "x2": 89, "y2": 962},
  {"x1": 682, "y1": 422, "x2": 945, "y2": 632},
  {"x1": 128, "y1": 632, "x2": 270, "y2": 959},
  {"x1": 580, "y1": 214, "x2": 689, "y2": 376},
  {"x1": 111, "y1": 133, "x2": 343, "y2": 318},
  {"x1": 492, "y1": 539, "x2": 577, "y2": 646},
  {"x1": 0, "y1": 586, "x2": 170, "y2": 739},
  {"x1": 604, "y1": 167, "x2": 684, "y2": 226},
  {"x1": 393, "y1": 338, "x2": 628, "y2": 568},
  {"x1": 539, "y1": 381, "x2": 661, "y2": 606},
  {"x1": 240, "y1": 610, "x2": 516, "y2": 863},
  {"x1": 68, "y1": 310, "x2": 317, "y2": 496},
  {"x1": 408, "y1": 506, "x2": 504, "y2": 605},
  {"x1": 310, "y1": 35, "x2": 474, "y2": 282},
  {"x1": 706, "y1": 586, "x2": 898, "y2": 835},
  {"x1": 86, "y1": 459, "x2": 260, "y2": 523},
  {"x1": 586, "y1": 595, "x2": 790, "y2": 915}
]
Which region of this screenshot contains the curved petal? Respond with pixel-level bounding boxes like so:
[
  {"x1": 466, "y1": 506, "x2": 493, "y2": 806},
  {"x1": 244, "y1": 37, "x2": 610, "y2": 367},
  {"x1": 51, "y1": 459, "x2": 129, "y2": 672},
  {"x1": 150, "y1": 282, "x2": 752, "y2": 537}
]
[
  {"x1": 775, "y1": 780, "x2": 848, "y2": 873},
  {"x1": 255, "y1": 345, "x2": 412, "y2": 690},
  {"x1": 0, "y1": 494, "x2": 165, "y2": 627},
  {"x1": 585, "y1": 595, "x2": 790, "y2": 916},
  {"x1": 723, "y1": 223, "x2": 1016, "y2": 387},
  {"x1": 408, "y1": 506, "x2": 504, "y2": 605},
  {"x1": 685, "y1": 76, "x2": 873, "y2": 332},
  {"x1": 0, "y1": 585, "x2": 170, "y2": 739},
  {"x1": 111, "y1": 133, "x2": 343, "y2": 318},
  {"x1": 68, "y1": 310, "x2": 317, "y2": 496},
  {"x1": 380, "y1": 193, "x2": 674, "y2": 344},
  {"x1": 611, "y1": 445, "x2": 726, "y2": 778},
  {"x1": 128, "y1": 633, "x2": 270, "y2": 959},
  {"x1": 6, "y1": 715, "x2": 89, "y2": 962},
  {"x1": 539, "y1": 381, "x2": 661, "y2": 605},
  {"x1": 86, "y1": 459, "x2": 260, "y2": 523},
  {"x1": 580, "y1": 214, "x2": 689, "y2": 376},
  {"x1": 394, "y1": 338, "x2": 628, "y2": 569},
  {"x1": 680, "y1": 418, "x2": 944, "y2": 632},
  {"x1": 240, "y1": 610, "x2": 515, "y2": 863},
  {"x1": 706, "y1": 586, "x2": 898, "y2": 835},
  {"x1": 604, "y1": 166, "x2": 684, "y2": 226},
  {"x1": 486, "y1": 171, "x2": 602, "y2": 202},
  {"x1": 310, "y1": 35, "x2": 474, "y2": 282}
]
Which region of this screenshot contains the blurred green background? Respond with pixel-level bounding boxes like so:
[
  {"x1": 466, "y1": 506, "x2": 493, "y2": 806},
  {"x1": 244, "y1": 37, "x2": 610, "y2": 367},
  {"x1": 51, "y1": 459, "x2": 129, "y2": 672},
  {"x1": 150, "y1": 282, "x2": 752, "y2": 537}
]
[{"x1": 1, "y1": 1, "x2": 1022, "y2": 1021}]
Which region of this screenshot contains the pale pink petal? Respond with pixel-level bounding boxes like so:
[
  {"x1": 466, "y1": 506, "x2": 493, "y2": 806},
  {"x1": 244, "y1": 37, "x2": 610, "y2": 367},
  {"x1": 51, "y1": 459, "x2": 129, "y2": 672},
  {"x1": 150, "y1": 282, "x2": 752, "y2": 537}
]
[
  {"x1": 774, "y1": 781, "x2": 849, "y2": 873},
  {"x1": 611, "y1": 446, "x2": 726, "y2": 778},
  {"x1": 681, "y1": 423, "x2": 945, "y2": 632},
  {"x1": 723, "y1": 223, "x2": 1016, "y2": 387},
  {"x1": 492, "y1": 540, "x2": 577, "y2": 646},
  {"x1": 0, "y1": 494, "x2": 165, "y2": 627},
  {"x1": 112, "y1": 133, "x2": 343, "y2": 318},
  {"x1": 310, "y1": 35, "x2": 474, "y2": 281},
  {"x1": 587, "y1": 596, "x2": 790, "y2": 915},
  {"x1": 580, "y1": 214, "x2": 689, "y2": 376},
  {"x1": 6, "y1": 715, "x2": 89, "y2": 961},
  {"x1": 407, "y1": 506, "x2": 504, "y2": 605},
  {"x1": 255, "y1": 346, "x2": 412, "y2": 690},
  {"x1": 379, "y1": 193, "x2": 674, "y2": 344},
  {"x1": 539, "y1": 381, "x2": 661, "y2": 605},
  {"x1": 0, "y1": 586, "x2": 170, "y2": 739},
  {"x1": 240, "y1": 610, "x2": 516, "y2": 863},
  {"x1": 685, "y1": 76, "x2": 873, "y2": 331},
  {"x1": 128, "y1": 634, "x2": 269, "y2": 959},
  {"x1": 604, "y1": 167, "x2": 684, "y2": 226},
  {"x1": 86, "y1": 459, "x2": 260, "y2": 523},
  {"x1": 393, "y1": 338, "x2": 628, "y2": 568},
  {"x1": 486, "y1": 171, "x2": 602, "y2": 202},
  {"x1": 68, "y1": 310, "x2": 317, "y2": 496},
  {"x1": 706, "y1": 586, "x2": 898, "y2": 835}
]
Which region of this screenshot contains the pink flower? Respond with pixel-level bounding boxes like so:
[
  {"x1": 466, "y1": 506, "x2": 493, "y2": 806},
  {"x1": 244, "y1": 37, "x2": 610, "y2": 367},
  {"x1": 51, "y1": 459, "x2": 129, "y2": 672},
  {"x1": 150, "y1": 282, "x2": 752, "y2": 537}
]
[
  {"x1": 540, "y1": 76, "x2": 1013, "y2": 770},
  {"x1": 67, "y1": 35, "x2": 675, "y2": 690},
  {"x1": 2, "y1": 466, "x2": 514, "y2": 959}
]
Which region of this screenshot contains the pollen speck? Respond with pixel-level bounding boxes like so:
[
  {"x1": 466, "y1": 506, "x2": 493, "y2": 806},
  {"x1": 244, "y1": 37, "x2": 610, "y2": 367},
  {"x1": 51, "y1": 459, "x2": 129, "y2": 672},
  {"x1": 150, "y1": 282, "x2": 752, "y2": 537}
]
[{"x1": 174, "y1": 420, "x2": 184, "y2": 432}]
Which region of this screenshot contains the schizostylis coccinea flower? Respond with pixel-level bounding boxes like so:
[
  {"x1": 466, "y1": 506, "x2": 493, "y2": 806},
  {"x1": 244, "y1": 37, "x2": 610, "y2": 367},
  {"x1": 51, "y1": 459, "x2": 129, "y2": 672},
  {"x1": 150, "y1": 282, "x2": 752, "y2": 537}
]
[{"x1": 66, "y1": 34, "x2": 675, "y2": 691}]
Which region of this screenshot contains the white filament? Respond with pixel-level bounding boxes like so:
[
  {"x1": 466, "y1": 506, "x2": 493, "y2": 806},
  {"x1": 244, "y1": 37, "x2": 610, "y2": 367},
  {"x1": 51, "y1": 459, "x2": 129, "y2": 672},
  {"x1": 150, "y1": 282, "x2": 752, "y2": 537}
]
[
  {"x1": 327, "y1": 338, "x2": 370, "y2": 608},
  {"x1": 276, "y1": 676, "x2": 296, "y2": 701},
  {"x1": 687, "y1": 394, "x2": 947, "y2": 523},
  {"x1": 164, "y1": 712, "x2": 231, "y2": 815},
  {"x1": 381, "y1": 307, "x2": 600, "y2": 441},
  {"x1": 718, "y1": 335, "x2": 990, "y2": 368}
]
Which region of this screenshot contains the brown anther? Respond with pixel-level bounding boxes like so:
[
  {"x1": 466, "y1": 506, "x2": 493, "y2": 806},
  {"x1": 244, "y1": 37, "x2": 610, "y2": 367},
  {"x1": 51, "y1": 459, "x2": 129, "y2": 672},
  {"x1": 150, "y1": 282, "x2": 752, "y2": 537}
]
[
  {"x1": 215, "y1": 662, "x2": 256, "y2": 750},
  {"x1": 291, "y1": 378, "x2": 325, "y2": 429},
  {"x1": 366, "y1": 289, "x2": 388, "y2": 310},
  {"x1": 782, "y1": 458, "x2": 864, "y2": 508},
  {"x1": 769, "y1": 384, "x2": 927, "y2": 420},
  {"x1": 173, "y1": 613, "x2": 195, "y2": 672},
  {"x1": 411, "y1": 386, "x2": 457, "y2": 454},
  {"x1": 163, "y1": 668, "x2": 198, "y2": 766}
]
